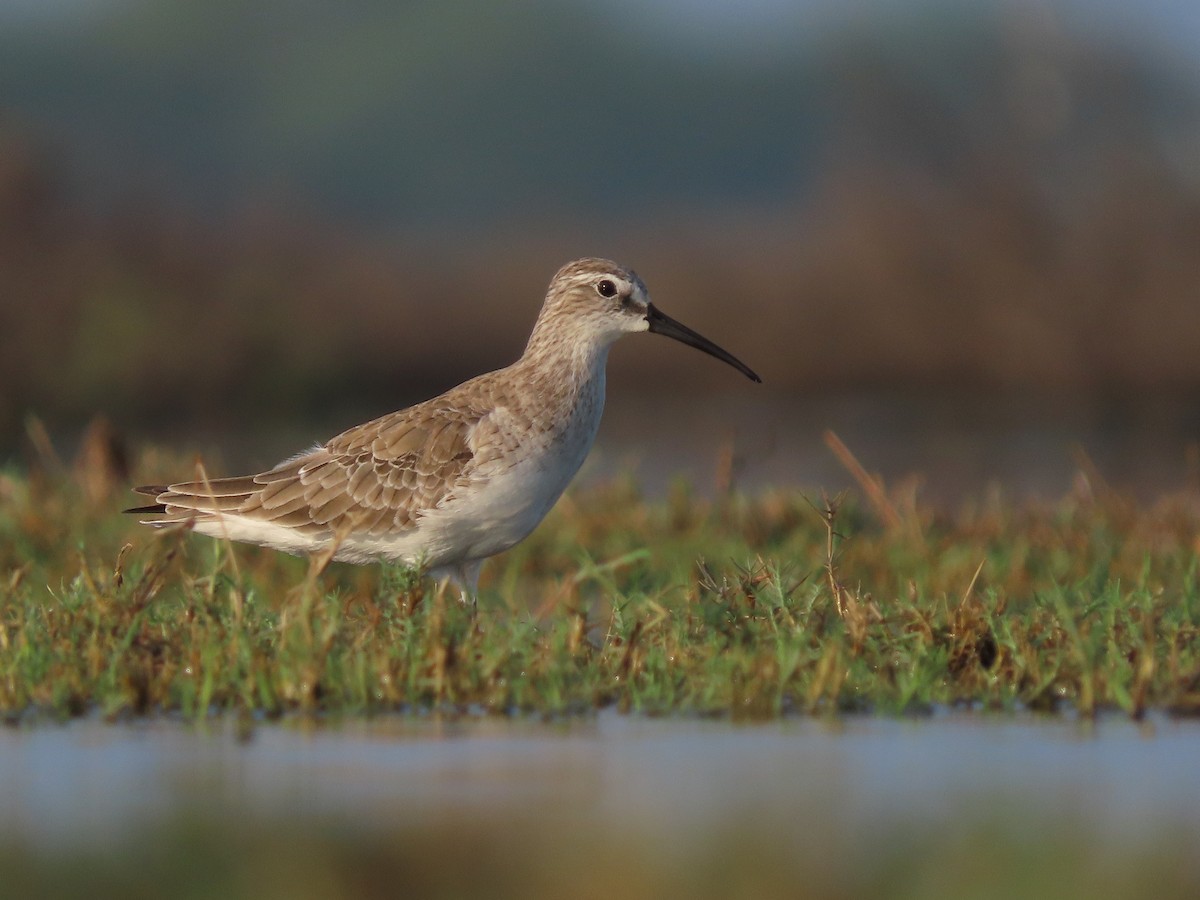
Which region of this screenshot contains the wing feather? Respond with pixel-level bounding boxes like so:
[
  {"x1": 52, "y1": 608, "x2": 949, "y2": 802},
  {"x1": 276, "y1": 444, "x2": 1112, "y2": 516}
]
[
  {"x1": 253, "y1": 463, "x2": 305, "y2": 484},
  {"x1": 252, "y1": 491, "x2": 311, "y2": 519},
  {"x1": 269, "y1": 509, "x2": 329, "y2": 533},
  {"x1": 358, "y1": 478, "x2": 384, "y2": 508},
  {"x1": 347, "y1": 464, "x2": 375, "y2": 497},
  {"x1": 136, "y1": 391, "x2": 495, "y2": 545},
  {"x1": 259, "y1": 478, "x2": 309, "y2": 510},
  {"x1": 312, "y1": 492, "x2": 358, "y2": 524},
  {"x1": 307, "y1": 479, "x2": 352, "y2": 512},
  {"x1": 380, "y1": 422, "x2": 428, "y2": 457},
  {"x1": 165, "y1": 475, "x2": 259, "y2": 497},
  {"x1": 164, "y1": 494, "x2": 247, "y2": 514}
]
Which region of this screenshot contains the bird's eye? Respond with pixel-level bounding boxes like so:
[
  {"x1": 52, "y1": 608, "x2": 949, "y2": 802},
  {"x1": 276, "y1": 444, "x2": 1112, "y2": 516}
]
[{"x1": 596, "y1": 279, "x2": 617, "y2": 298}]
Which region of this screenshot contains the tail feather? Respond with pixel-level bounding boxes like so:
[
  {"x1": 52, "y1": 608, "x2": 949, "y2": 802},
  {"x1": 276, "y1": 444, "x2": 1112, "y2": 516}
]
[
  {"x1": 125, "y1": 479, "x2": 256, "y2": 517},
  {"x1": 125, "y1": 485, "x2": 168, "y2": 515},
  {"x1": 124, "y1": 502, "x2": 168, "y2": 515}
]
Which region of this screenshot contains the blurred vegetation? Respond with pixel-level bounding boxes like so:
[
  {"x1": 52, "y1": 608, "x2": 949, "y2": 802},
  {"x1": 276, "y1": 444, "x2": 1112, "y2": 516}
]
[
  {"x1": 1, "y1": 425, "x2": 1198, "y2": 720},
  {"x1": 3, "y1": 2, "x2": 1200, "y2": 455},
  {"x1": 5, "y1": 113, "x2": 1200, "y2": 453},
  {"x1": 2, "y1": 1, "x2": 1197, "y2": 224},
  {"x1": 3, "y1": 801, "x2": 1199, "y2": 900}
]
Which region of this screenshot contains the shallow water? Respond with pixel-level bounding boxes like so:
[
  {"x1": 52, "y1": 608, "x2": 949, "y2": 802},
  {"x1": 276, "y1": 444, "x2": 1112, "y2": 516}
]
[{"x1": 2, "y1": 711, "x2": 1198, "y2": 850}]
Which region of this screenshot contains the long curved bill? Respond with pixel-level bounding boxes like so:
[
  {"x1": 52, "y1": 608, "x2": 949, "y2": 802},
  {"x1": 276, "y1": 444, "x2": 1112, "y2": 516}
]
[{"x1": 646, "y1": 303, "x2": 762, "y2": 383}]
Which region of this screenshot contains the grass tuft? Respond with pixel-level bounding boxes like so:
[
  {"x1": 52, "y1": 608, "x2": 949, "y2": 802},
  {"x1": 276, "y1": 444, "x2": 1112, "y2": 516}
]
[{"x1": 2, "y1": 439, "x2": 1200, "y2": 720}]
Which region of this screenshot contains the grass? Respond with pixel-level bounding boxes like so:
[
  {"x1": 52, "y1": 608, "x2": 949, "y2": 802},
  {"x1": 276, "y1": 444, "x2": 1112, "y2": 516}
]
[{"x1": 2, "y1": 425, "x2": 1200, "y2": 722}]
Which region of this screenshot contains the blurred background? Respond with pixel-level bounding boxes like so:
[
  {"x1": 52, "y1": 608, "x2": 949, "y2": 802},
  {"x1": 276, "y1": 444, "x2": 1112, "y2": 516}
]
[{"x1": 3, "y1": 0, "x2": 1200, "y2": 499}]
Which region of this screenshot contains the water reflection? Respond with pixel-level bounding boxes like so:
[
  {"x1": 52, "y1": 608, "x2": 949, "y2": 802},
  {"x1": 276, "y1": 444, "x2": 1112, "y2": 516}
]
[{"x1": 2, "y1": 711, "x2": 1198, "y2": 850}]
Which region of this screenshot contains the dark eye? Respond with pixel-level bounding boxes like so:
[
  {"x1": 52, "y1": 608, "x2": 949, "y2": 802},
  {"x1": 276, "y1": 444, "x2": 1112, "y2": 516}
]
[{"x1": 596, "y1": 279, "x2": 617, "y2": 298}]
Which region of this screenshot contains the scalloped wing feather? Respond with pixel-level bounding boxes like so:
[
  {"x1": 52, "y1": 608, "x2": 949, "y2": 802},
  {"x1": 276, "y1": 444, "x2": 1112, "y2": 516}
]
[{"x1": 150, "y1": 402, "x2": 490, "y2": 537}]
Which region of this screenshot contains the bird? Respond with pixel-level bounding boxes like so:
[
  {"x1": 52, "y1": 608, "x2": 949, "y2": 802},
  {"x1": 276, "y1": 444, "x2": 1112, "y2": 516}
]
[{"x1": 127, "y1": 258, "x2": 761, "y2": 600}]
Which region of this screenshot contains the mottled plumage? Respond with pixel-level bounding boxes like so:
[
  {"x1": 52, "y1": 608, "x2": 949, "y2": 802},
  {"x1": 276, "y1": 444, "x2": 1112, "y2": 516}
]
[{"x1": 129, "y1": 258, "x2": 760, "y2": 597}]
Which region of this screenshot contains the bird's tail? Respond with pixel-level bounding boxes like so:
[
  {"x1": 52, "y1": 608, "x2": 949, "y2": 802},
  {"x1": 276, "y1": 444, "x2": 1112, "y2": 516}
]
[{"x1": 123, "y1": 485, "x2": 169, "y2": 515}]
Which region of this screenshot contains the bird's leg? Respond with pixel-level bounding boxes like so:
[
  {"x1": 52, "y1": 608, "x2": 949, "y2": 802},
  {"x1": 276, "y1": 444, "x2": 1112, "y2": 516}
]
[{"x1": 447, "y1": 560, "x2": 483, "y2": 615}]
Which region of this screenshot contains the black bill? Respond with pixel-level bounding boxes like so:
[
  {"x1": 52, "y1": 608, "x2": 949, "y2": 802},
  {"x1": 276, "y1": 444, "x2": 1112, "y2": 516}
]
[{"x1": 646, "y1": 303, "x2": 761, "y2": 383}]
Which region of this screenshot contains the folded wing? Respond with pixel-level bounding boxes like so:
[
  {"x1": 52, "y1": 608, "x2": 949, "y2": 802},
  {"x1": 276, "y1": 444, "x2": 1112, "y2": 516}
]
[{"x1": 135, "y1": 403, "x2": 487, "y2": 539}]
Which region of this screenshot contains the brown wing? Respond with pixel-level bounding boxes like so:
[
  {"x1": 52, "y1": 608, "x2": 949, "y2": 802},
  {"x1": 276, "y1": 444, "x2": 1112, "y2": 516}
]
[{"x1": 146, "y1": 401, "x2": 488, "y2": 538}]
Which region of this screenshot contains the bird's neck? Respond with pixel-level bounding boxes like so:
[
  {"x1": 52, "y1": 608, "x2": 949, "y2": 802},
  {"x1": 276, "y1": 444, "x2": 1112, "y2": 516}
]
[
  {"x1": 521, "y1": 322, "x2": 611, "y2": 387},
  {"x1": 518, "y1": 325, "x2": 611, "y2": 425}
]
